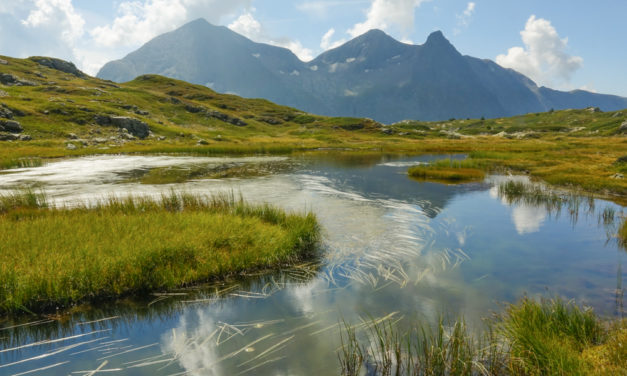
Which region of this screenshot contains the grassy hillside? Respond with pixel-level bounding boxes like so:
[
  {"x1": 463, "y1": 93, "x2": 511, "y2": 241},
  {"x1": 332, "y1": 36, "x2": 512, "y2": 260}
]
[{"x1": 1, "y1": 55, "x2": 627, "y2": 198}]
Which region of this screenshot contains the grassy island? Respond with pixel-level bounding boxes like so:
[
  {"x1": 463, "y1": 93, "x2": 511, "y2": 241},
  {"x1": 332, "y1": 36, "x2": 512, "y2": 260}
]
[{"x1": 0, "y1": 192, "x2": 319, "y2": 315}]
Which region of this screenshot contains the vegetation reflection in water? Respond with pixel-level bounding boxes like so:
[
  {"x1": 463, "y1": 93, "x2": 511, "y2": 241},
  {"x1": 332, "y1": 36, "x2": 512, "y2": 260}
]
[{"x1": 0, "y1": 153, "x2": 625, "y2": 375}]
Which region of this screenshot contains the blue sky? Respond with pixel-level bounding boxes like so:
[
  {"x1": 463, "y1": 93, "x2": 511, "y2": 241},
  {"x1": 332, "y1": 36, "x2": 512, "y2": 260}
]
[{"x1": 1, "y1": 0, "x2": 626, "y2": 96}]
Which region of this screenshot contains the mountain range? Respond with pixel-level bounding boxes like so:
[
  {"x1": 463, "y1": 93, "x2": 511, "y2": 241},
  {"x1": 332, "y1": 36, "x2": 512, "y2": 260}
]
[{"x1": 97, "y1": 19, "x2": 627, "y2": 123}]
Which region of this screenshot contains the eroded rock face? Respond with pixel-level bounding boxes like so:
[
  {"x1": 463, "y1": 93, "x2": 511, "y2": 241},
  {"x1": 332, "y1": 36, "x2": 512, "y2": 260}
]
[
  {"x1": 95, "y1": 115, "x2": 150, "y2": 138},
  {"x1": 184, "y1": 104, "x2": 248, "y2": 126},
  {"x1": 29, "y1": 57, "x2": 87, "y2": 78}
]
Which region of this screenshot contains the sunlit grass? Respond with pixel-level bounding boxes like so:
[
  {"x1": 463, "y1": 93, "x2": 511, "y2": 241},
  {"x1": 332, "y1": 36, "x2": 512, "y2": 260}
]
[
  {"x1": 339, "y1": 298, "x2": 623, "y2": 376},
  {"x1": 0, "y1": 192, "x2": 319, "y2": 315},
  {"x1": 408, "y1": 159, "x2": 486, "y2": 183}
]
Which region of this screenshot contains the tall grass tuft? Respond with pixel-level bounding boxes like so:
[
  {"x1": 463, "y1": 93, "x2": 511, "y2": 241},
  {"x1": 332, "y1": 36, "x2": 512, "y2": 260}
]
[
  {"x1": 0, "y1": 191, "x2": 319, "y2": 315},
  {"x1": 339, "y1": 298, "x2": 622, "y2": 375}
]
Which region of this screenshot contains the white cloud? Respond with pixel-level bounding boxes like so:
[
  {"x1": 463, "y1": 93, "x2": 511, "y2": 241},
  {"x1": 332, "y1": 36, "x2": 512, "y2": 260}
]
[
  {"x1": 22, "y1": 0, "x2": 85, "y2": 44},
  {"x1": 297, "y1": 0, "x2": 369, "y2": 18},
  {"x1": 320, "y1": 28, "x2": 346, "y2": 50},
  {"x1": 496, "y1": 15, "x2": 583, "y2": 87},
  {"x1": 228, "y1": 12, "x2": 314, "y2": 61},
  {"x1": 90, "y1": 0, "x2": 251, "y2": 48},
  {"x1": 348, "y1": 0, "x2": 430, "y2": 38},
  {"x1": 454, "y1": 2, "x2": 475, "y2": 34}
]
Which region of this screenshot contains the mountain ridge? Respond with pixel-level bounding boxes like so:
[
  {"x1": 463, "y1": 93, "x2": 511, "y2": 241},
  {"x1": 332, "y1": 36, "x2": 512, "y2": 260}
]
[{"x1": 97, "y1": 19, "x2": 627, "y2": 123}]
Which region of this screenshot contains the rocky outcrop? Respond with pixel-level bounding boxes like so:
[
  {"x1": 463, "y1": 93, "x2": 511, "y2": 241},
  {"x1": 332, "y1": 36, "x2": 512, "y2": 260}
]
[
  {"x1": 0, "y1": 90, "x2": 8, "y2": 97},
  {"x1": 0, "y1": 73, "x2": 37, "y2": 86},
  {"x1": 0, "y1": 119, "x2": 22, "y2": 133},
  {"x1": 619, "y1": 121, "x2": 627, "y2": 133},
  {"x1": 184, "y1": 104, "x2": 247, "y2": 126},
  {"x1": 29, "y1": 57, "x2": 87, "y2": 78},
  {"x1": 95, "y1": 115, "x2": 150, "y2": 138}
]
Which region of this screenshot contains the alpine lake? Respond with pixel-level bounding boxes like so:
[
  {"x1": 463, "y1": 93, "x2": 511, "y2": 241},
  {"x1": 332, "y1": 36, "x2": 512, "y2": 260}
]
[{"x1": 0, "y1": 152, "x2": 625, "y2": 375}]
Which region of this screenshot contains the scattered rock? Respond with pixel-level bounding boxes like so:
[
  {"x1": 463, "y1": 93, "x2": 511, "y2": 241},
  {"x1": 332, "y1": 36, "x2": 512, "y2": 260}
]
[
  {"x1": 121, "y1": 133, "x2": 136, "y2": 140},
  {"x1": 0, "y1": 90, "x2": 8, "y2": 97},
  {"x1": 0, "y1": 119, "x2": 22, "y2": 133},
  {"x1": 614, "y1": 156, "x2": 627, "y2": 164},
  {"x1": 0, "y1": 59, "x2": 7, "y2": 65},
  {"x1": 0, "y1": 73, "x2": 37, "y2": 86},
  {"x1": 259, "y1": 117, "x2": 283, "y2": 125},
  {"x1": 66, "y1": 143, "x2": 77, "y2": 150},
  {"x1": 586, "y1": 107, "x2": 602, "y2": 113},
  {"x1": 19, "y1": 134, "x2": 32, "y2": 141},
  {"x1": 611, "y1": 112, "x2": 623, "y2": 118},
  {"x1": 183, "y1": 103, "x2": 247, "y2": 126},
  {"x1": 158, "y1": 136, "x2": 166, "y2": 141},
  {"x1": 0, "y1": 104, "x2": 14, "y2": 119},
  {"x1": 0, "y1": 133, "x2": 18, "y2": 141},
  {"x1": 94, "y1": 115, "x2": 150, "y2": 138},
  {"x1": 29, "y1": 57, "x2": 86, "y2": 78},
  {"x1": 619, "y1": 121, "x2": 627, "y2": 133},
  {"x1": 382, "y1": 128, "x2": 394, "y2": 135},
  {"x1": 610, "y1": 173, "x2": 624, "y2": 179},
  {"x1": 197, "y1": 139, "x2": 209, "y2": 145}
]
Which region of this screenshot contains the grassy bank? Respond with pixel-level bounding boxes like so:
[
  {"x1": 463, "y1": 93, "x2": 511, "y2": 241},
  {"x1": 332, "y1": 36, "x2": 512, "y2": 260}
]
[
  {"x1": 0, "y1": 192, "x2": 319, "y2": 315},
  {"x1": 408, "y1": 158, "x2": 486, "y2": 183},
  {"x1": 339, "y1": 298, "x2": 626, "y2": 376}
]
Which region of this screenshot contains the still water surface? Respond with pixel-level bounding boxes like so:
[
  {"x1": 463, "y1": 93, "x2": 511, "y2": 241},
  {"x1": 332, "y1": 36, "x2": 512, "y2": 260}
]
[{"x1": 0, "y1": 153, "x2": 625, "y2": 375}]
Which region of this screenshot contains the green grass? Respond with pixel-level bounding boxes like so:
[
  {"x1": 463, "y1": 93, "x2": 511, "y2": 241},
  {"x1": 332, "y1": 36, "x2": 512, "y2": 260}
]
[
  {"x1": 0, "y1": 192, "x2": 319, "y2": 315},
  {"x1": 408, "y1": 159, "x2": 486, "y2": 183},
  {"x1": 338, "y1": 298, "x2": 623, "y2": 376}
]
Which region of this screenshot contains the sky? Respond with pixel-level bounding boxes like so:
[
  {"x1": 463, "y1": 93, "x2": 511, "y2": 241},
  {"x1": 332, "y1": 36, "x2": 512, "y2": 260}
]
[{"x1": 1, "y1": 0, "x2": 626, "y2": 97}]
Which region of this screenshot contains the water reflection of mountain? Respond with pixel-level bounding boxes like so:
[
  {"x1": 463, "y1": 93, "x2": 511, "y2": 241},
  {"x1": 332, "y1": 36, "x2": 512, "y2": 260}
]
[{"x1": 305, "y1": 154, "x2": 489, "y2": 218}]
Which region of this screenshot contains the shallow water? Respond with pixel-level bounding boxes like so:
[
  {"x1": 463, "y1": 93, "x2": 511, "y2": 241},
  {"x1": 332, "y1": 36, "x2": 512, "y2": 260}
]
[{"x1": 0, "y1": 153, "x2": 625, "y2": 375}]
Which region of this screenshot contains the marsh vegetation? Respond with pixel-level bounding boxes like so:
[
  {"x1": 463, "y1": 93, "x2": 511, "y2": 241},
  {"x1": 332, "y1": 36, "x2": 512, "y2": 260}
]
[{"x1": 0, "y1": 191, "x2": 319, "y2": 315}]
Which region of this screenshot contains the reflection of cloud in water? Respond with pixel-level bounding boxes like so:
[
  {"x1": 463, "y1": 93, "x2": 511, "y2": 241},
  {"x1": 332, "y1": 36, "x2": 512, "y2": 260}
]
[
  {"x1": 162, "y1": 310, "x2": 222, "y2": 376},
  {"x1": 287, "y1": 278, "x2": 328, "y2": 314},
  {"x1": 512, "y1": 204, "x2": 547, "y2": 235}
]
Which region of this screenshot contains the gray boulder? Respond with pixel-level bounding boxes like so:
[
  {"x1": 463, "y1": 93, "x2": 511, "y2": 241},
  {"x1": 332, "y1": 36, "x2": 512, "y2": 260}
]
[
  {"x1": 0, "y1": 73, "x2": 37, "y2": 86},
  {"x1": 620, "y1": 121, "x2": 627, "y2": 133},
  {"x1": 19, "y1": 134, "x2": 32, "y2": 141},
  {"x1": 0, "y1": 105, "x2": 13, "y2": 119},
  {"x1": 95, "y1": 115, "x2": 150, "y2": 138},
  {"x1": 0, "y1": 133, "x2": 18, "y2": 141},
  {"x1": 29, "y1": 57, "x2": 87, "y2": 78},
  {"x1": 0, "y1": 59, "x2": 7, "y2": 65},
  {"x1": 0, "y1": 90, "x2": 8, "y2": 97},
  {"x1": 0, "y1": 119, "x2": 22, "y2": 133}
]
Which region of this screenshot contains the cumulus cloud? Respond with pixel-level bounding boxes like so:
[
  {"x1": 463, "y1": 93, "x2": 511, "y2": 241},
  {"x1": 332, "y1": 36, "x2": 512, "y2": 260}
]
[
  {"x1": 348, "y1": 0, "x2": 430, "y2": 38},
  {"x1": 454, "y1": 2, "x2": 475, "y2": 34},
  {"x1": 90, "y1": 0, "x2": 251, "y2": 48},
  {"x1": 320, "y1": 28, "x2": 346, "y2": 50},
  {"x1": 228, "y1": 12, "x2": 314, "y2": 61},
  {"x1": 496, "y1": 15, "x2": 583, "y2": 87},
  {"x1": 22, "y1": 0, "x2": 85, "y2": 44},
  {"x1": 297, "y1": 0, "x2": 368, "y2": 18}
]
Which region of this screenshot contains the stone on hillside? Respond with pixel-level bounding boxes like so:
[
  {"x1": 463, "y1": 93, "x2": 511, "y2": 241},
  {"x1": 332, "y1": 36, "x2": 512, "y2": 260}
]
[
  {"x1": 610, "y1": 173, "x2": 624, "y2": 179},
  {"x1": 620, "y1": 121, "x2": 627, "y2": 133},
  {"x1": 0, "y1": 90, "x2": 8, "y2": 97},
  {"x1": 0, "y1": 105, "x2": 13, "y2": 119},
  {"x1": 0, "y1": 119, "x2": 22, "y2": 133},
  {"x1": 66, "y1": 143, "x2": 77, "y2": 150},
  {"x1": 29, "y1": 57, "x2": 86, "y2": 78},
  {"x1": 0, "y1": 59, "x2": 7, "y2": 65},
  {"x1": 95, "y1": 115, "x2": 150, "y2": 138},
  {"x1": 0, "y1": 133, "x2": 18, "y2": 141},
  {"x1": 68, "y1": 133, "x2": 78, "y2": 139},
  {"x1": 19, "y1": 134, "x2": 32, "y2": 141},
  {"x1": 197, "y1": 139, "x2": 209, "y2": 145},
  {"x1": 0, "y1": 73, "x2": 37, "y2": 87},
  {"x1": 586, "y1": 107, "x2": 602, "y2": 113}
]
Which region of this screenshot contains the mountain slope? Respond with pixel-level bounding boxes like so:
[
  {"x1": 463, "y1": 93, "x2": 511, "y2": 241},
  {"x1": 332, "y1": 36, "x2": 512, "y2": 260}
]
[{"x1": 98, "y1": 19, "x2": 627, "y2": 123}]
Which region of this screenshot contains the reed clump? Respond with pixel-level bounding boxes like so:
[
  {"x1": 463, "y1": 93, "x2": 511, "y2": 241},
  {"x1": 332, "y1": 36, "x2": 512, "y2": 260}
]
[
  {"x1": 0, "y1": 191, "x2": 319, "y2": 315},
  {"x1": 339, "y1": 298, "x2": 623, "y2": 376},
  {"x1": 408, "y1": 159, "x2": 486, "y2": 183}
]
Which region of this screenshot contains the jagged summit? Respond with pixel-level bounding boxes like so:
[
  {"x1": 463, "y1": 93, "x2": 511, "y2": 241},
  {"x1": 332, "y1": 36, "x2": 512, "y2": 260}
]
[{"x1": 97, "y1": 20, "x2": 627, "y2": 123}]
